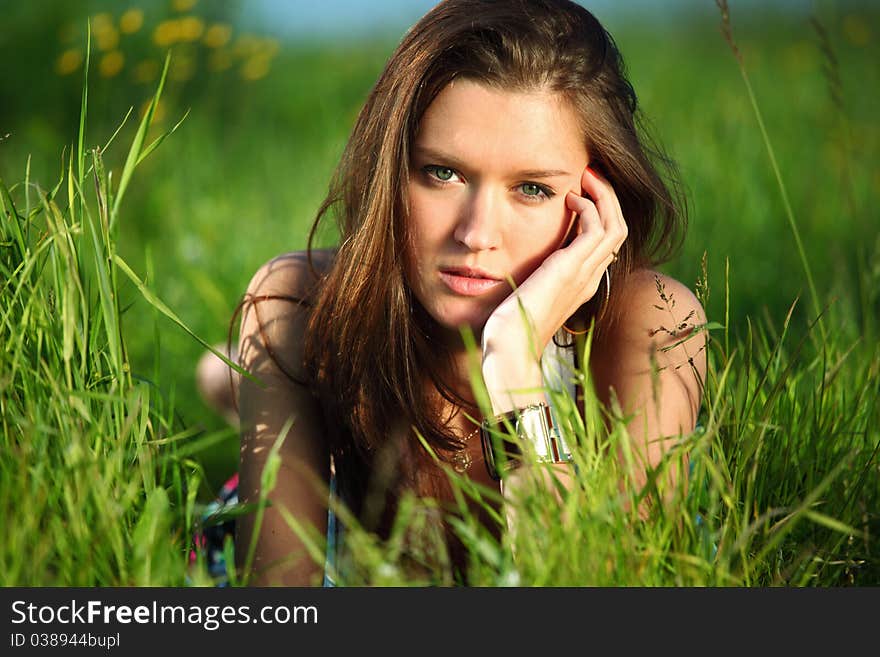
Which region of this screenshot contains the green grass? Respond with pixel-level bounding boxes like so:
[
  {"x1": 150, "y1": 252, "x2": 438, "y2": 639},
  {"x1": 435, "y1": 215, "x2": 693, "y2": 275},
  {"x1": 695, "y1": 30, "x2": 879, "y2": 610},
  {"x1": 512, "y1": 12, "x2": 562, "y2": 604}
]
[
  {"x1": 1, "y1": 53, "x2": 209, "y2": 585},
  {"x1": 0, "y1": 5, "x2": 877, "y2": 585}
]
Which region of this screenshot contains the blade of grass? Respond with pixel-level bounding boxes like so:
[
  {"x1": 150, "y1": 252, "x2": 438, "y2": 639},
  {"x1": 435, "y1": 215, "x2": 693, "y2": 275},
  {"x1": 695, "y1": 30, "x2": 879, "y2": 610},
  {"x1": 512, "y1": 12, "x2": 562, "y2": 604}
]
[
  {"x1": 715, "y1": 0, "x2": 826, "y2": 345},
  {"x1": 110, "y1": 52, "x2": 171, "y2": 229},
  {"x1": 113, "y1": 254, "x2": 254, "y2": 382}
]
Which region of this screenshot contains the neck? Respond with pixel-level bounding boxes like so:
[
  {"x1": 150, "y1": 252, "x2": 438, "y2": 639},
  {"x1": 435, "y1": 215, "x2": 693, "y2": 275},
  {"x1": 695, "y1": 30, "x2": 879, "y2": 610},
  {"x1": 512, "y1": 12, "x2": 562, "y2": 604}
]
[{"x1": 412, "y1": 302, "x2": 487, "y2": 413}]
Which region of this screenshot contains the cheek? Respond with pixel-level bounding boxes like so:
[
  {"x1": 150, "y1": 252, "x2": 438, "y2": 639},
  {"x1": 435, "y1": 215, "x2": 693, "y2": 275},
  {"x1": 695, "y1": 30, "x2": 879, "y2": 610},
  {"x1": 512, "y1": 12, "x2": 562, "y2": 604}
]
[
  {"x1": 405, "y1": 190, "x2": 453, "y2": 258},
  {"x1": 507, "y1": 208, "x2": 572, "y2": 279},
  {"x1": 402, "y1": 190, "x2": 442, "y2": 284}
]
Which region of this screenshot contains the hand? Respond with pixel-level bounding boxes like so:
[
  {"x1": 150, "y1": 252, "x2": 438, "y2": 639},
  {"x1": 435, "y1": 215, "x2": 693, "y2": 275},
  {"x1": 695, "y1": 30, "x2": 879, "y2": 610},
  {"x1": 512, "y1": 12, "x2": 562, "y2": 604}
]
[{"x1": 481, "y1": 165, "x2": 628, "y2": 410}]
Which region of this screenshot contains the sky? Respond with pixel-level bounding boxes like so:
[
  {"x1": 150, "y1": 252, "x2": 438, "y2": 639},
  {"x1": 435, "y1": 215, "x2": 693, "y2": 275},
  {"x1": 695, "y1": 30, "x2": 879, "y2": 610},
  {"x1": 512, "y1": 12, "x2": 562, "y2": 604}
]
[{"x1": 241, "y1": 0, "x2": 821, "y2": 41}]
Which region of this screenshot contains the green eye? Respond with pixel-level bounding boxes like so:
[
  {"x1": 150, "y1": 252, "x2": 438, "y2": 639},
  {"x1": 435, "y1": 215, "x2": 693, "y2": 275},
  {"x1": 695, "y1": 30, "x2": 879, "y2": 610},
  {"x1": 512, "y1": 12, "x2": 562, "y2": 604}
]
[
  {"x1": 521, "y1": 183, "x2": 541, "y2": 196},
  {"x1": 434, "y1": 167, "x2": 454, "y2": 181}
]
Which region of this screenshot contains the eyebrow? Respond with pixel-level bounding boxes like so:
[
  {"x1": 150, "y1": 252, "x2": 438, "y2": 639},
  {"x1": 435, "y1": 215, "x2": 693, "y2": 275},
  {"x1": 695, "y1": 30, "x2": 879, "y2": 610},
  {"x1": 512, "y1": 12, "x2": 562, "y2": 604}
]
[{"x1": 412, "y1": 145, "x2": 572, "y2": 179}]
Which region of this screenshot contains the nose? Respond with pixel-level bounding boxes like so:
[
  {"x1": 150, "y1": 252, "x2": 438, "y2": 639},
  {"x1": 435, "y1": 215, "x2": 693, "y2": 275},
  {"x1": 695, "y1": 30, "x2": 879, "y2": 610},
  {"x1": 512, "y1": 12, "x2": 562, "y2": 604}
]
[{"x1": 453, "y1": 186, "x2": 501, "y2": 251}]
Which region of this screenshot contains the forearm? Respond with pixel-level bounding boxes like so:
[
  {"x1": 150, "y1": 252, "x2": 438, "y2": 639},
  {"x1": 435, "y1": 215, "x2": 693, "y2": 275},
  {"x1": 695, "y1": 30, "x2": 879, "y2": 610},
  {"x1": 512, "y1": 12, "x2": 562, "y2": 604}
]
[
  {"x1": 480, "y1": 316, "x2": 545, "y2": 414},
  {"x1": 481, "y1": 330, "x2": 576, "y2": 541}
]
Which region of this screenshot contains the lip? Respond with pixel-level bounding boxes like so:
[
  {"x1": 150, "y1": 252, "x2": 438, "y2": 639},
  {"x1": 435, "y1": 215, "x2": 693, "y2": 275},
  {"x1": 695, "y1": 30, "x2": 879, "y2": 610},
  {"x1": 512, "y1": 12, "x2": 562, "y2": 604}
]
[
  {"x1": 438, "y1": 266, "x2": 505, "y2": 297},
  {"x1": 441, "y1": 265, "x2": 501, "y2": 280}
]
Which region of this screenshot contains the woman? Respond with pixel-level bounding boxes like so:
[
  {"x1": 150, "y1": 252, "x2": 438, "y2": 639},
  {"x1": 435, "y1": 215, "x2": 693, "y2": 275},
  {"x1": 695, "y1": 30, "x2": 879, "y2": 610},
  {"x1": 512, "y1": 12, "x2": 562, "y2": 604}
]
[{"x1": 228, "y1": 0, "x2": 707, "y2": 586}]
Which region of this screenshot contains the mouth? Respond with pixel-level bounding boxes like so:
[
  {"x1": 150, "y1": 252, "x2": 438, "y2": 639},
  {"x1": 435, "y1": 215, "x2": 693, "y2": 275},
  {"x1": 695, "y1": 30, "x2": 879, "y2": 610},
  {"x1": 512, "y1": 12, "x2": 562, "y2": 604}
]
[
  {"x1": 438, "y1": 266, "x2": 505, "y2": 296},
  {"x1": 440, "y1": 266, "x2": 501, "y2": 280}
]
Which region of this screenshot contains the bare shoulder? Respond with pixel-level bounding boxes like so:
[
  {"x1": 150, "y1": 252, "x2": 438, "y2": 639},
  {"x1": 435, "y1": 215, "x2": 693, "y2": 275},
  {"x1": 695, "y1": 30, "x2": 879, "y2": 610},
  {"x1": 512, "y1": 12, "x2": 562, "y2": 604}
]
[
  {"x1": 244, "y1": 248, "x2": 336, "y2": 301},
  {"x1": 592, "y1": 268, "x2": 708, "y2": 392},
  {"x1": 612, "y1": 268, "x2": 708, "y2": 345},
  {"x1": 239, "y1": 249, "x2": 336, "y2": 379}
]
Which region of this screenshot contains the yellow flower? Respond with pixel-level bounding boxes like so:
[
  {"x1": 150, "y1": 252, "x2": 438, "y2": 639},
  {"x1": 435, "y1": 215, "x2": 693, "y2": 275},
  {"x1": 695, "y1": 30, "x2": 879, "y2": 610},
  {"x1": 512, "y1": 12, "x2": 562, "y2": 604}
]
[
  {"x1": 172, "y1": 0, "x2": 198, "y2": 11},
  {"x1": 240, "y1": 54, "x2": 271, "y2": 81},
  {"x1": 96, "y1": 26, "x2": 120, "y2": 51},
  {"x1": 99, "y1": 51, "x2": 125, "y2": 78},
  {"x1": 203, "y1": 23, "x2": 232, "y2": 49},
  {"x1": 232, "y1": 34, "x2": 260, "y2": 57},
  {"x1": 153, "y1": 19, "x2": 181, "y2": 47},
  {"x1": 233, "y1": 36, "x2": 280, "y2": 59},
  {"x1": 120, "y1": 9, "x2": 144, "y2": 34},
  {"x1": 133, "y1": 59, "x2": 160, "y2": 84},
  {"x1": 91, "y1": 13, "x2": 118, "y2": 50},
  {"x1": 177, "y1": 16, "x2": 205, "y2": 42},
  {"x1": 91, "y1": 12, "x2": 113, "y2": 33},
  {"x1": 55, "y1": 48, "x2": 83, "y2": 76}
]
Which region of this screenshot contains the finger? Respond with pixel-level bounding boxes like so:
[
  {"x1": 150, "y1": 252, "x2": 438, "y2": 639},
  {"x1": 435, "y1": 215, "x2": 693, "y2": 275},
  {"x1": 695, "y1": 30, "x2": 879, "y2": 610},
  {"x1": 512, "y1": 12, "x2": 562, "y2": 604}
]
[
  {"x1": 565, "y1": 190, "x2": 620, "y2": 270},
  {"x1": 582, "y1": 166, "x2": 628, "y2": 252},
  {"x1": 564, "y1": 190, "x2": 602, "y2": 230},
  {"x1": 562, "y1": 189, "x2": 623, "y2": 292},
  {"x1": 566, "y1": 186, "x2": 608, "y2": 234},
  {"x1": 564, "y1": 191, "x2": 604, "y2": 246},
  {"x1": 581, "y1": 166, "x2": 627, "y2": 239},
  {"x1": 571, "y1": 203, "x2": 622, "y2": 271},
  {"x1": 580, "y1": 166, "x2": 621, "y2": 219},
  {"x1": 560, "y1": 207, "x2": 579, "y2": 245}
]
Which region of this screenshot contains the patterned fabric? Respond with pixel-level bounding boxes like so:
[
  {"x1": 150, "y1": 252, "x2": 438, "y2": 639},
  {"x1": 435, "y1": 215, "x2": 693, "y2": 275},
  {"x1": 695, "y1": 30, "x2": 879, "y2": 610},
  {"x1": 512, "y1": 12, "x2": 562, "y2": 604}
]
[
  {"x1": 188, "y1": 471, "x2": 342, "y2": 587},
  {"x1": 189, "y1": 473, "x2": 238, "y2": 587}
]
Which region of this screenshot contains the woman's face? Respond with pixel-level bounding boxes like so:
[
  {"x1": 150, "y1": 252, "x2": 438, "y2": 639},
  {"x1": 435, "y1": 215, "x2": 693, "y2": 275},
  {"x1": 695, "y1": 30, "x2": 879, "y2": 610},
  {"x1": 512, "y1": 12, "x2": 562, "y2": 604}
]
[{"x1": 405, "y1": 79, "x2": 589, "y2": 337}]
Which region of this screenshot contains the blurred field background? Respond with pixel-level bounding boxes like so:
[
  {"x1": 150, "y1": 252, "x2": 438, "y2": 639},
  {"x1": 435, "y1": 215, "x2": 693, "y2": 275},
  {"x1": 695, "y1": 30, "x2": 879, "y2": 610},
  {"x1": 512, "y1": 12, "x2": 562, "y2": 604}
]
[{"x1": 1, "y1": 0, "x2": 878, "y2": 584}]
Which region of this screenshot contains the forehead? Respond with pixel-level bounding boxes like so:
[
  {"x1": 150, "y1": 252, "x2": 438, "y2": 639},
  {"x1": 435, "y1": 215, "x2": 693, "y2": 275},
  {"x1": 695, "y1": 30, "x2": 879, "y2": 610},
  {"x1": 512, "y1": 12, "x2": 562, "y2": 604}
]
[{"x1": 413, "y1": 79, "x2": 588, "y2": 170}]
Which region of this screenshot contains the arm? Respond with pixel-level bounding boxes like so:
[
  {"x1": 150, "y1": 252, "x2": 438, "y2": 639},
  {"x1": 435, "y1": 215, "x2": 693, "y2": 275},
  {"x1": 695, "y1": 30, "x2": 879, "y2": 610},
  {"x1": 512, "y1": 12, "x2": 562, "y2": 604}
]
[
  {"x1": 589, "y1": 269, "x2": 708, "y2": 509},
  {"x1": 235, "y1": 252, "x2": 332, "y2": 586},
  {"x1": 484, "y1": 269, "x2": 706, "y2": 522}
]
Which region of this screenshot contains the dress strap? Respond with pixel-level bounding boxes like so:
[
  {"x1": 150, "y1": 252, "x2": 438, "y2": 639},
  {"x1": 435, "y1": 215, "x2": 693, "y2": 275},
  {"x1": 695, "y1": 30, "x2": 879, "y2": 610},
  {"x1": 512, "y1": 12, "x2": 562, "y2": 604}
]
[{"x1": 322, "y1": 464, "x2": 342, "y2": 587}]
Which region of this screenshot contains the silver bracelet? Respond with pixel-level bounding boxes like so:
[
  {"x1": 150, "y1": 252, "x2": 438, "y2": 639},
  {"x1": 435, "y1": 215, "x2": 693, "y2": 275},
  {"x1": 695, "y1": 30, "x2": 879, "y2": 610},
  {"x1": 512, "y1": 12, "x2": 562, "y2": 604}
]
[{"x1": 479, "y1": 402, "x2": 573, "y2": 481}]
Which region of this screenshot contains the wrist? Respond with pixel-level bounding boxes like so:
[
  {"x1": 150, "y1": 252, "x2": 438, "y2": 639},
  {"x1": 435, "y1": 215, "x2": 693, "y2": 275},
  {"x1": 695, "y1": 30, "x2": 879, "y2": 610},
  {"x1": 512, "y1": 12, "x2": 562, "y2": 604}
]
[
  {"x1": 481, "y1": 356, "x2": 543, "y2": 414},
  {"x1": 479, "y1": 402, "x2": 574, "y2": 481},
  {"x1": 481, "y1": 321, "x2": 545, "y2": 414}
]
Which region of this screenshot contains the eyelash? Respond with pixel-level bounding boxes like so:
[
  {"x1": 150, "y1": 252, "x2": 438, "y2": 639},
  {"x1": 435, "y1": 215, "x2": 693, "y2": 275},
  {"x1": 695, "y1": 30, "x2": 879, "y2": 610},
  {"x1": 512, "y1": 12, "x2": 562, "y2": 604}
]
[{"x1": 422, "y1": 165, "x2": 556, "y2": 203}]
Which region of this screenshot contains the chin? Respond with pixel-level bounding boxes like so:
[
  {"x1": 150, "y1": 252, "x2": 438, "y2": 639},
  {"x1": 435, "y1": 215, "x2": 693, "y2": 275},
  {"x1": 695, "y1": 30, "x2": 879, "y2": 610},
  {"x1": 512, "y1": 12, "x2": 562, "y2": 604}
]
[
  {"x1": 430, "y1": 305, "x2": 493, "y2": 338},
  {"x1": 410, "y1": 286, "x2": 497, "y2": 341}
]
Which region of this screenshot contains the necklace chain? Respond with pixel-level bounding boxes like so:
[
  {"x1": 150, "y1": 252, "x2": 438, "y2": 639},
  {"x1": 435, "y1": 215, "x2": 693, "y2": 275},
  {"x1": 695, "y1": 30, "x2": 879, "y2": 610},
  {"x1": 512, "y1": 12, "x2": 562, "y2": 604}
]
[{"x1": 450, "y1": 425, "x2": 480, "y2": 474}]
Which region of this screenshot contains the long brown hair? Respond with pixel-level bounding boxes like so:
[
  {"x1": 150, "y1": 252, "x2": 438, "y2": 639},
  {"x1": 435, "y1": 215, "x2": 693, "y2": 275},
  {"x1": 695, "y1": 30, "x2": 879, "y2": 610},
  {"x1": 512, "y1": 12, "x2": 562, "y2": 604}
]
[{"x1": 240, "y1": 0, "x2": 687, "y2": 579}]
